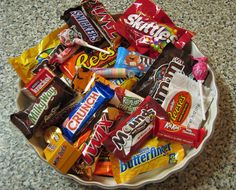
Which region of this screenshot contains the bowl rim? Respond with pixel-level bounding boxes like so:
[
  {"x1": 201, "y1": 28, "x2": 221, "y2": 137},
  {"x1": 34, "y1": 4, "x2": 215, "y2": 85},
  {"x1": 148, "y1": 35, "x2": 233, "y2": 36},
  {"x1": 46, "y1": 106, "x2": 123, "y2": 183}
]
[{"x1": 15, "y1": 41, "x2": 219, "y2": 189}]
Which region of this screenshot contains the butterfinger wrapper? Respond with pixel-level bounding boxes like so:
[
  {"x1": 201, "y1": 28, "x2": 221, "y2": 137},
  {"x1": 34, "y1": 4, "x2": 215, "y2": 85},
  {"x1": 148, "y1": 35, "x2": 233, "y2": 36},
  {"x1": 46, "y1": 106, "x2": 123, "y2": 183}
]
[{"x1": 111, "y1": 137, "x2": 185, "y2": 184}]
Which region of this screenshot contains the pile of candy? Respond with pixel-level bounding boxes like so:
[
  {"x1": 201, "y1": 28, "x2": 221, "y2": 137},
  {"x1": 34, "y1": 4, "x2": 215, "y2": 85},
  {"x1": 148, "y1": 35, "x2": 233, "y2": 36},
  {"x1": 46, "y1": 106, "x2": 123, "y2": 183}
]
[{"x1": 9, "y1": 0, "x2": 214, "y2": 184}]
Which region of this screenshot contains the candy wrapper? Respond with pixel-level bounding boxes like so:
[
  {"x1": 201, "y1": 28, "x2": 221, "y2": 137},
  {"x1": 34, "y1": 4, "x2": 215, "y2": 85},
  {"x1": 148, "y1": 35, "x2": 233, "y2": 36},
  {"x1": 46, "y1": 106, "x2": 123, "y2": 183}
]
[
  {"x1": 111, "y1": 137, "x2": 185, "y2": 183},
  {"x1": 133, "y1": 44, "x2": 195, "y2": 104},
  {"x1": 161, "y1": 72, "x2": 213, "y2": 130},
  {"x1": 61, "y1": 6, "x2": 103, "y2": 46},
  {"x1": 72, "y1": 67, "x2": 143, "y2": 113},
  {"x1": 115, "y1": 0, "x2": 194, "y2": 58},
  {"x1": 71, "y1": 107, "x2": 123, "y2": 178},
  {"x1": 61, "y1": 82, "x2": 114, "y2": 142},
  {"x1": 8, "y1": 25, "x2": 68, "y2": 83},
  {"x1": 60, "y1": 46, "x2": 117, "y2": 80},
  {"x1": 43, "y1": 127, "x2": 81, "y2": 174},
  {"x1": 155, "y1": 72, "x2": 213, "y2": 147},
  {"x1": 10, "y1": 76, "x2": 77, "y2": 139},
  {"x1": 110, "y1": 47, "x2": 154, "y2": 86},
  {"x1": 81, "y1": 0, "x2": 122, "y2": 48},
  {"x1": 102, "y1": 96, "x2": 169, "y2": 162},
  {"x1": 93, "y1": 150, "x2": 113, "y2": 176}
]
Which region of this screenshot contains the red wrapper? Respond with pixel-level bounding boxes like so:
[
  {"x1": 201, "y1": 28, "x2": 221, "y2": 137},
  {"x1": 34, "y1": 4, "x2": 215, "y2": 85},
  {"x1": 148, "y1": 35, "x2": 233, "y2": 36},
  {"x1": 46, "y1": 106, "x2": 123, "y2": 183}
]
[
  {"x1": 102, "y1": 96, "x2": 168, "y2": 162},
  {"x1": 115, "y1": 0, "x2": 194, "y2": 58},
  {"x1": 155, "y1": 119, "x2": 207, "y2": 148}
]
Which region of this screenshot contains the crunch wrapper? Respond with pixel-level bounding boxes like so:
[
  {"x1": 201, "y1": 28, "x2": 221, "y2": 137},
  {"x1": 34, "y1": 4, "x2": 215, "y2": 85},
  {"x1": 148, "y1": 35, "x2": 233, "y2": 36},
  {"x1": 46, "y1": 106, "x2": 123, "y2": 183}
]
[
  {"x1": 72, "y1": 67, "x2": 143, "y2": 113},
  {"x1": 9, "y1": 25, "x2": 68, "y2": 83},
  {"x1": 61, "y1": 82, "x2": 114, "y2": 142},
  {"x1": 111, "y1": 137, "x2": 185, "y2": 184},
  {"x1": 115, "y1": 0, "x2": 194, "y2": 58},
  {"x1": 102, "y1": 96, "x2": 169, "y2": 162}
]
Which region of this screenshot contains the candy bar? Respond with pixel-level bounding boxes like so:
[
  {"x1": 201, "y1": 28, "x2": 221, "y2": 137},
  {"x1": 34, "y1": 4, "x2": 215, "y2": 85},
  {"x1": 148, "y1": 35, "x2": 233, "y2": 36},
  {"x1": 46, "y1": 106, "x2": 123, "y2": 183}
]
[
  {"x1": 111, "y1": 137, "x2": 184, "y2": 183},
  {"x1": 61, "y1": 82, "x2": 114, "y2": 142},
  {"x1": 21, "y1": 67, "x2": 55, "y2": 100},
  {"x1": 81, "y1": 0, "x2": 122, "y2": 47},
  {"x1": 10, "y1": 76, "x2": 77, "y2": 139},
  {"x1": 102, "y1": 96, "x2": 168, "y2": 162},
  {"x1": 43, "y1": 127, "x2": 81, "y2": 174},
  {"x1": 80, "y1": 107, "x2": 124, "y2": 165},
  {"x1": 61, "y1": 6, "x2": 102, "y2": 45}
]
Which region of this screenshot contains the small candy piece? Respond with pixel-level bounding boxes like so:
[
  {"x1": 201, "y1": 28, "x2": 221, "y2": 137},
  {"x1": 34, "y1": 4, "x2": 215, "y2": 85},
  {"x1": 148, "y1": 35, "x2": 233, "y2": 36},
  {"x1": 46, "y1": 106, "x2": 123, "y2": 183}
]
[
  {"x1": 114, "y1": 0, "x2": 194, "y2": 58},
  {"x1": 93, "y1": 150, "x2": 113, "y2": 176},
  {"x1": 81, "y1": 0, "x2": 122, "y2": 48},
  {"x1": 61, "y1": 82, "x2": 114, "y2": 142},
  {"x1": 10, "y1": 76, "x2": 77, "y2": 139},
  {"x1": 102, "y1": 96, "x2": 168, "y2": 162},
  {"x1": 192, "y1": 59, "x2": 208, "y2": 81},
  {"x1": 162, "y1": 72, "x2": 213, "y2": 130},
  {"x1": 8, "y1": 25, "x2": 68, "y2": 83},
  {"x1": 43, "y1": 127, "x2": 81, "y2": 174},
  {"x1": 91, "y1": 68, "x2": 135, "y2": 79},
  {"x1": 192, "y1": 58, "x2": 209, "y2": 121},
  {"x1": 111, "y1": 137, "x2": 185, "y2": 184}
]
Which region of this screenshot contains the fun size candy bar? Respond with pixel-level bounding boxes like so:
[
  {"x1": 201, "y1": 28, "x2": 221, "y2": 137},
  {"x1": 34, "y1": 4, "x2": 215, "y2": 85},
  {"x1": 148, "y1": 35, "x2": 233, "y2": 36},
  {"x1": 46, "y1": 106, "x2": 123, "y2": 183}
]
[
  {"x1": 80, "y1": 107, "x2": 124, "y2": 165},
  {"x1": 102, "y1": 96, "x2": 169, "y2": 162},
  {"x1": 61, "y1": 82, "x2": 114, "y2": 142},
  {"x1": 22, "y1": 67, "x2": 55, "y2": 100},
  {"x1": 10, "y1": 76, "x2": 77, "y2": 139},
  {"x1": 61, "y1": 6, "x2": 102, "y2": 45},
  {"x1": 81, "y1": 0, "x2": 122, "y2": 47},
  {"x1": 111, "y1": 137, "x2": 184, "y2": 183}
]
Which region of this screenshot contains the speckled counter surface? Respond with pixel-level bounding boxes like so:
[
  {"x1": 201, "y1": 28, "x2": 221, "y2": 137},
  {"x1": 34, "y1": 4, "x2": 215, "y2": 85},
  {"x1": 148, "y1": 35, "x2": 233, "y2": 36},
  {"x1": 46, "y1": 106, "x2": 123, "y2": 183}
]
[{"x1": 0, "y1": 0, "x2": 235, "y2": 189}]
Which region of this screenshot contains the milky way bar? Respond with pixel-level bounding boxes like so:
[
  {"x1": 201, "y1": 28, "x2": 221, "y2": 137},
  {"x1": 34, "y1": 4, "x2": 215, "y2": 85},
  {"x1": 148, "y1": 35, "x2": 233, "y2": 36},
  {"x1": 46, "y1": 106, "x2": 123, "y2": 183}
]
[
  {"x1": 10, "y1": 77, "x2": 77, "y2": 139},
  {"x1": 61, "y1": 6, "x2": 102, "y2": 45}
]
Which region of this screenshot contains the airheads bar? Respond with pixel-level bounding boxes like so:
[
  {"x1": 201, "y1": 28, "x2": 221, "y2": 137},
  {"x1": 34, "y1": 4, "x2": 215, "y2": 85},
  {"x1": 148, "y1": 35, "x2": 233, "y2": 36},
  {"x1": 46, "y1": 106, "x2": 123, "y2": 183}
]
[{"x1": 61, "y1": 82, "x2": 114, "y2": 142}]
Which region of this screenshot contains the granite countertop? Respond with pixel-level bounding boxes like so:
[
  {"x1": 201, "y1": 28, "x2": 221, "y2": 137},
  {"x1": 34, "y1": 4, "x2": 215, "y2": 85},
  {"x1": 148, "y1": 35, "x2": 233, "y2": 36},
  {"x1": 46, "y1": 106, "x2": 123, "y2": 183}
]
[{"x1": 0, "y1": 0, "x2": 235, "y2": 189}]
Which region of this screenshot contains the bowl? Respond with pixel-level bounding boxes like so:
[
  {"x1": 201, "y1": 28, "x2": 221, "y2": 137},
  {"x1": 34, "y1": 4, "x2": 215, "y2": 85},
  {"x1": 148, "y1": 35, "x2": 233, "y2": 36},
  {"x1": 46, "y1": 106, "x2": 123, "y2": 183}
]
[{"x1": 15, "y1": 41, "x2": 219, "y2": 189}]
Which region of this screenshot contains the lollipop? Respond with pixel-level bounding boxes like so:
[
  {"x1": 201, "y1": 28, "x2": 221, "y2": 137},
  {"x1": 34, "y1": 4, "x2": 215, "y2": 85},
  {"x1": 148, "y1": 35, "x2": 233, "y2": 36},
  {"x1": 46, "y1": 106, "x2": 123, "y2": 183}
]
[
  {"x1": 58, "y1": 28, "x2": 110, "y2": 54},
  {"x1": 192, "y1": 57, "x2": 209, "y2": 120}
]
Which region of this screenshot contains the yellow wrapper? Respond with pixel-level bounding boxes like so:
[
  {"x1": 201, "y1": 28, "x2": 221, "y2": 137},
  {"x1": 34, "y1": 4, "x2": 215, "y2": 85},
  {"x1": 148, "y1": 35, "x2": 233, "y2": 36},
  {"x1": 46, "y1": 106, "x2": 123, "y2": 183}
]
[
  {"x1": 43, "y1": 127, "x2": 81, "y2": 174},
  {"x1": 110, "y1": 137, "x2": 185, "y2": 184},
  {"x1": 9, "y1": 25, "x2": 68, "y2": 84}
]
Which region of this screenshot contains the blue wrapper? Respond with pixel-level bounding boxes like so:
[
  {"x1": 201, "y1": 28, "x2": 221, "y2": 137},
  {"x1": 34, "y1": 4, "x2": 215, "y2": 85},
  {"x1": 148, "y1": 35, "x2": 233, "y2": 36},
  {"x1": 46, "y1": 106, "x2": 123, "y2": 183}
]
[
  {"x1": 111, "y1": 47, "x2": 154, "y2": 85},
  {"x1": 61, "y1": 82, "x2": 114, "y2": 142}
]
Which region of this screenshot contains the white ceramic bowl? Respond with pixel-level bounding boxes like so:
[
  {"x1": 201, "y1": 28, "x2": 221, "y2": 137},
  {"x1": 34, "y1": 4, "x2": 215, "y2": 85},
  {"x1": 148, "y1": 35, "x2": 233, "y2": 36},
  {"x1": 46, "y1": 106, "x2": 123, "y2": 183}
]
[{"x1": 16, "y1": 41, "x2": 219, "y2": 189}]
